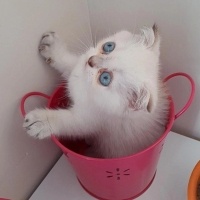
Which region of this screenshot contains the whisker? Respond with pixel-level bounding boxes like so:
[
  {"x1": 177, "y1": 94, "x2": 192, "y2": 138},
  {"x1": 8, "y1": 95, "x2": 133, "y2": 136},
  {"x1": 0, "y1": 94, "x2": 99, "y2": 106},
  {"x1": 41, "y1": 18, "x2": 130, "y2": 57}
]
[
  {"x1": 79, "y1": 38, "x2": 90, "y2": 49},
  {"x1": 94, "y1": 28, "x2": 97, "y2": 48},
  {"x1": 78, "y1": 27, "x2": 93, "y2": 48},
  {"x1": 65, "y1": 32, "x2": 89, "y2": 53}
]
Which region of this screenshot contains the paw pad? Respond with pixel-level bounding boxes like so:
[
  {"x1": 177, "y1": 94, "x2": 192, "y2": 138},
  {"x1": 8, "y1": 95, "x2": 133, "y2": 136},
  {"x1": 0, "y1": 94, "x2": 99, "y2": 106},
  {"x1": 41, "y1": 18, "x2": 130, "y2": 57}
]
[
  {"x1": 46, "y1": 58, "x2": 53, "y2": 64},
  {"x1": 38, "y1": 45, "x2": 46, "y2": 52}
]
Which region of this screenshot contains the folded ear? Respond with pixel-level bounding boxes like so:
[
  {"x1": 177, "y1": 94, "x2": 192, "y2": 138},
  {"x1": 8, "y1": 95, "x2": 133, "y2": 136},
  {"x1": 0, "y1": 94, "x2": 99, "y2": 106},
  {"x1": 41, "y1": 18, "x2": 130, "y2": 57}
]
[
  {"x1": 128, "y1": 86, "x2": 155, "y2": 112},
  {"x1": 140, "y1": 24, "x2": 160, "y2": 55}
]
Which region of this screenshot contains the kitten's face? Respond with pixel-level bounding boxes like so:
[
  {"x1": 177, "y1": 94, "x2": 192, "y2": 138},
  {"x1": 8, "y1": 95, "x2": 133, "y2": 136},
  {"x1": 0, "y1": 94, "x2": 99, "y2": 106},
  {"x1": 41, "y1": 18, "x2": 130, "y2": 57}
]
[{"x1": 81, "y1": 26, "x2": 160, "y2": 114}]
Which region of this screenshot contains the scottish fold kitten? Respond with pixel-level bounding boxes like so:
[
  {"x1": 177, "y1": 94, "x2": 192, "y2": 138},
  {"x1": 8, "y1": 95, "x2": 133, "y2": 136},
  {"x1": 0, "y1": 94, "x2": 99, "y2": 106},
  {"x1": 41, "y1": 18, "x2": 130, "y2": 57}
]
[{"x1": 23, "y1": 25, "x2": 169, "y2": 158}]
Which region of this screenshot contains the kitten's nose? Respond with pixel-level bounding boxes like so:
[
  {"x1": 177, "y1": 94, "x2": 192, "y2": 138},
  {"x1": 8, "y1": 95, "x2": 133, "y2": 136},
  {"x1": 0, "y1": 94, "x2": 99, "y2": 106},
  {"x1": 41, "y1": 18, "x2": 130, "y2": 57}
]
[{"x1": 88, "y1": 56, "x2": 103, "y2": 68}]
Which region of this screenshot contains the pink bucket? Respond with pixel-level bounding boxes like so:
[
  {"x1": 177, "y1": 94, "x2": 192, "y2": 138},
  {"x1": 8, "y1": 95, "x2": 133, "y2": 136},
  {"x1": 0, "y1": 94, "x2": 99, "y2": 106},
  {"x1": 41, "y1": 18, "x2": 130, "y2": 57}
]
[{"x1": 21, "y1": 72, "x2": 195, "y2": 200}]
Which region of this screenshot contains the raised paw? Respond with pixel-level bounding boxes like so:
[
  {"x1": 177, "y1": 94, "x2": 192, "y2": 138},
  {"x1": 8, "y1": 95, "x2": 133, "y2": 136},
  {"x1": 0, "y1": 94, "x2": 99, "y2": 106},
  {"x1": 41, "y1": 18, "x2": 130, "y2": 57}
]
[
  {"x1": 38, "y1": 32, "x2": 65, "y2": 65},
  {"x1": 23, "y1": 109, "x2": 52, "y2": 139}
]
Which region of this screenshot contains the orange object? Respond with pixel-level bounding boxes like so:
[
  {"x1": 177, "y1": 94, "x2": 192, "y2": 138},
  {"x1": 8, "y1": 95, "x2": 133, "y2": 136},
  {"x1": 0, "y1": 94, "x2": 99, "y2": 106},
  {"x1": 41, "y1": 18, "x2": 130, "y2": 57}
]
[{"x1": 188, "y1": 161, "x2": 200, "y2": 200}]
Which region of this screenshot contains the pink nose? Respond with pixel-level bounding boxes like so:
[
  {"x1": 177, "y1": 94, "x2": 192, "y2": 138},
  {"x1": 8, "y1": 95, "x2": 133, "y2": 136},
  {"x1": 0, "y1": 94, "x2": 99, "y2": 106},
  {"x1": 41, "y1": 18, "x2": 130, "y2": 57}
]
[
  {"x1": 88, "y1": 56, "x2": 95, "y2": 67},
  {"x1": 88, "y1": 56, "x2": 103, "y2": 68}
]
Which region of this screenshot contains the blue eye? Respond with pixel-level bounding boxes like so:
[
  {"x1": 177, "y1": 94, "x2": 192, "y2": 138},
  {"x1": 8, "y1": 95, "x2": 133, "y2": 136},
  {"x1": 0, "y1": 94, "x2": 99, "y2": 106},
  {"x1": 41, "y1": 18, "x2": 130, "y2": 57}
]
[
  {"x1": 102, "y1": 42, "x2": 115, "y2": 53},
  {"x1": 99, "y1": 71, "x2": 112, "y2": 86}
]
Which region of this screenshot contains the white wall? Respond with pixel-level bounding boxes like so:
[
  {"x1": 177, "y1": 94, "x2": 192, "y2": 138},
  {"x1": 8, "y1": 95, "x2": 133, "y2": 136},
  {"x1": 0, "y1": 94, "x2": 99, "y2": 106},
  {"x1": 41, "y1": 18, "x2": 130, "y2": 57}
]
[
  {"x1": 0, "y1": 0, "x2": 91, "y2": 199},
  {"x1": 88, "y1": 0, "x2": 200, "y2": 139},
  {"x1": 1, "y1": 0, "x2": 200, "y2": 199}
]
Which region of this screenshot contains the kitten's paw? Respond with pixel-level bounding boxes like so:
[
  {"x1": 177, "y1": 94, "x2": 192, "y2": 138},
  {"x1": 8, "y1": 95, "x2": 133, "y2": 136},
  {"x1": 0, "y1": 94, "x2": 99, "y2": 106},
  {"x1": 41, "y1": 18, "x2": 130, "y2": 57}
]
[
  {"x1": 38, "y1": 32, "x2": 65, "y2": 65},
  {"x1": 23, "y1": 109, "x2": 52, "y2": 139}
]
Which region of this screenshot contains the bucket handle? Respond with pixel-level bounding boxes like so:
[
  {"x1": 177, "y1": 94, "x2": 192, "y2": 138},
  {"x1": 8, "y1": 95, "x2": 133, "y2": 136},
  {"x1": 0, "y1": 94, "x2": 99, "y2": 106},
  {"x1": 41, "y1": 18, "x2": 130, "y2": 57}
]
[
  {"x1": 164, "y1": 72, "x2": 195, "y2": 120},
  {"x1": 20, "y1": 92, "x2": 50, "y2": 117}
]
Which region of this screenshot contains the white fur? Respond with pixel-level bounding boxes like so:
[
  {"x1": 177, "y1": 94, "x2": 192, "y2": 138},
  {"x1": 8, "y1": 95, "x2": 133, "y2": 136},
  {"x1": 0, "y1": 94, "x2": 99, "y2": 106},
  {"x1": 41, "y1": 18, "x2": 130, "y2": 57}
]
[{"x1": 23, "y1": 27, "x2": 169, "y2": 158}]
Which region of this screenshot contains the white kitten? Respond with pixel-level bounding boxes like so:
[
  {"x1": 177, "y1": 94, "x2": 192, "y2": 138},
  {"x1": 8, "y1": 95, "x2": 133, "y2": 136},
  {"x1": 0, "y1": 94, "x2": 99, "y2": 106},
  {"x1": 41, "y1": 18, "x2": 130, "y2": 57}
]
[{"x1": 23, "y1": 25, "x2": 169, "y2": 158}]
